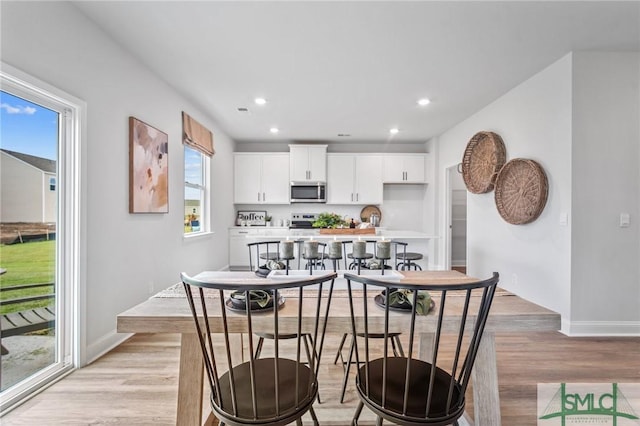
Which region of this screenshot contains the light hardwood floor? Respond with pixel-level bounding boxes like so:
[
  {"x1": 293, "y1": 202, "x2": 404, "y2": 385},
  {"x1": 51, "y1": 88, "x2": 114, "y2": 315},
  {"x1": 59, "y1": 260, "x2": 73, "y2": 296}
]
[{"x1": 2, "y1": 332, "x2": 639, "y2": 425}]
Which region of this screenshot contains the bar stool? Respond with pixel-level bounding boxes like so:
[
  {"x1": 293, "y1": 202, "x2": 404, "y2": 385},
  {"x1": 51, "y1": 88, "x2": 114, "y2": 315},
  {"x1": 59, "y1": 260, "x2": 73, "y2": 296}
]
[
  {"x1": 393, "y1": 240, "x2": 424, "y2": 270},
  {"x1": 342, "y1": 240, "x2": 375, "y2": 270},
  {"x1": 247, "y1": 241, "x2": 281, "y2": 271},
  {"x1": 375, "y1": 239, "x2": 392, "y2": 273},
  {"x1": 333, "y1": 270, "x2": 405, "y2": 403},
  {"x1": 296, "y1": 240, "x2": 328, "y2": 271}
]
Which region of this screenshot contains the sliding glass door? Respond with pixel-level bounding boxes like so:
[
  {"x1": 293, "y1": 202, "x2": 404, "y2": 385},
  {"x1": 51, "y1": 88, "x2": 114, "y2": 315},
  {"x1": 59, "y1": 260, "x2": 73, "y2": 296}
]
[{"x1": 0, "y1": 68, "x2": 81, "y2": 413}]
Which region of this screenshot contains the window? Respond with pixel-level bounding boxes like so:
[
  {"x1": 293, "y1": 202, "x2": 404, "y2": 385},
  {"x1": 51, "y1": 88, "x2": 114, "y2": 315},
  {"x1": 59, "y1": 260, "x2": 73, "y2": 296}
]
[
  {"x1": 184, "y1": 146, "x2": 208, "y2": 234},
  {"x1": 49, "y1": 177, "x2": 56, "y2": 191}
]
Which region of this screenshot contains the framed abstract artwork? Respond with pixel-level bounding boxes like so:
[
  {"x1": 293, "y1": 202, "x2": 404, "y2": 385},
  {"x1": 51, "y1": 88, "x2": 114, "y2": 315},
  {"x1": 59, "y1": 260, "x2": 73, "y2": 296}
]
[{"x1": 129, "y1": 116, "x2": 169, "y2": 213}]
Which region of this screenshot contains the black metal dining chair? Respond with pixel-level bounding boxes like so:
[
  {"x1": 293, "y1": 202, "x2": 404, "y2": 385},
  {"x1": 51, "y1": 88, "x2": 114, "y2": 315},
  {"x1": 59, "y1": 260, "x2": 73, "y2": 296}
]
[
  {"x1": 181, "y1": 271, "x2": 337, "y2": 426},
  {"x1": 247, "y1": 241, "x2": 281, "y2": 272},
  {"x1": 343, "y1": 271, "x2": 499, "y2": 426}
]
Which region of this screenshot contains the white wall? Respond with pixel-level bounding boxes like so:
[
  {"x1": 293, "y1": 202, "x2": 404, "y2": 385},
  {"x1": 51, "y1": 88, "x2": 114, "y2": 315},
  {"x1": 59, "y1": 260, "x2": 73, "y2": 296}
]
[
  {"x1": 436, "y1": 51, "x2": 640, "y2": 335},
  {"x1": 570, "y1": 52, "x2": 640, "y2": 334},
  {"x1": 1, "y1": 2, "x2": 235, "y2": 362},
  {"x1": 436, "y1": 54, "x2": 573, "y2": 322}
]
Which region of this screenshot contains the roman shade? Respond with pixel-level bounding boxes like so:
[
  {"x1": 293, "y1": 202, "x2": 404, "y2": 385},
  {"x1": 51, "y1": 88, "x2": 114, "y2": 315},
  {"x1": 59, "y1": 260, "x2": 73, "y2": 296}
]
[{"x1": 182, "y1": 111, "x2": 214, "y2": 156}]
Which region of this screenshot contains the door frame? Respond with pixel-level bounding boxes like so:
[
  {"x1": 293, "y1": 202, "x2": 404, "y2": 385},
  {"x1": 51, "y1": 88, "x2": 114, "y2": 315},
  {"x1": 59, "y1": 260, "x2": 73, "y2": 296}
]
[{"x1": 0, "y1": 62, "x2": 86, "y2": 414}]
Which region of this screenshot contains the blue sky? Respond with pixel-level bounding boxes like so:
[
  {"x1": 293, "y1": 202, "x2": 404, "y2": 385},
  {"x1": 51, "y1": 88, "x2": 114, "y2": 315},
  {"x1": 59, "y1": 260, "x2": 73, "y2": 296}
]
[{"x1": 1, "y1": 91, "x2": 58, "y2": 160}]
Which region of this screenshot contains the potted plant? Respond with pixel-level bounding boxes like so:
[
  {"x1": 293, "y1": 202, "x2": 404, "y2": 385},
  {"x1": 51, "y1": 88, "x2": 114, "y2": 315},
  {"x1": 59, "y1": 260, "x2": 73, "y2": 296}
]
[
  {"x1": 312, "y1": 212, "x2": 347, "y2": 229},
  {"x1": 265, "y1": 215, "x2": 272, "y2": 226}
]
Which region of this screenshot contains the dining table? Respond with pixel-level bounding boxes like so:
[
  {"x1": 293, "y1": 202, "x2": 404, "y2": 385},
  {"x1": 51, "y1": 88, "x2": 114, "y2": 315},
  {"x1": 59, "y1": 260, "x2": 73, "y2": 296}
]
[{"x1": 116, "y1": 270, "x2": 561, "y2": 426}]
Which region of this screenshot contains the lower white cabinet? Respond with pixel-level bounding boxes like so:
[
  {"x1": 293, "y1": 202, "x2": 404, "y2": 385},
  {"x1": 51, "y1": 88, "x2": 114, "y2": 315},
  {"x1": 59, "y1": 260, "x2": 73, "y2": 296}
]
[
  {"x1": 327, "y1": 154, "x2": 383, "y2": 204},
  {"x1": 229, "y1": 229, "x2": 255, "y2": 270}
]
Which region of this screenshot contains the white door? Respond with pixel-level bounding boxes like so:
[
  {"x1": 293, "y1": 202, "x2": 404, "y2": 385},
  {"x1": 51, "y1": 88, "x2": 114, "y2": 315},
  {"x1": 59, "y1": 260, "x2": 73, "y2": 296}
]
[{"x1": 0, "y1": 68, "x2": 81, "y2": 412}]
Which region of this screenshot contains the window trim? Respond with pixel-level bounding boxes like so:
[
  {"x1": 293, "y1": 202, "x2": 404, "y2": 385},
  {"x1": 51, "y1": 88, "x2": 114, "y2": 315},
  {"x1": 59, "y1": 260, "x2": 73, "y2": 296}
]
[{"x1": 184, "y1": 146, "x2": 210, "y2": 235}]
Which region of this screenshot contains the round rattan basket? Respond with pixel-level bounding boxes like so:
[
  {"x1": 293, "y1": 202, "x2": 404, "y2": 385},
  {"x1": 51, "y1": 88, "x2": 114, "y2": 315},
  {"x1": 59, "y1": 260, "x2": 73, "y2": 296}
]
[
  {"x1": 494, "y1": 158, "x2": 548, "y2": 225},
  {"x1": 462, "y1": 131, "x2": 506, "y2": 194}
]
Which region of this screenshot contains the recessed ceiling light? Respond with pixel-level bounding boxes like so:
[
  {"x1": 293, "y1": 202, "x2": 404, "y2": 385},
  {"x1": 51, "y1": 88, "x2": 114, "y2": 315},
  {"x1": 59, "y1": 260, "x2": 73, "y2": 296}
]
[
  {"x1": 417, "y1": 98, "x2": 431, "y2": 106},
  {"x1": 389, "y1": 128, "x2": 399, "y2": 135},
  {"x1": 254, "y1": 97, "x2": 267, "y2": 105},
  {"x1": 270, "y1": 127, "x2": 279, "y2": 134}
]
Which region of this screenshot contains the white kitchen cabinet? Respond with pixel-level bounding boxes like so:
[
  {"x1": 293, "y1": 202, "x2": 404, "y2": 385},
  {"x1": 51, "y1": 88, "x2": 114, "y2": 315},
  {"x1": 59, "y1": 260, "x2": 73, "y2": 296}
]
[
  {"x1": 289, "y1": 145, "x2": 327, "y2": 182},
  {"x1": 327, "y1": 154, "x2": 383, "y2": 204},
  {"x1": 234, "y1": 153, "x2": 290, "y2": 204},
  {"x1": 383, "y1": 154, "x2": 427, "y2": 183},
  {"x1": 229, "y1": 228, "x2": 255, "y2": 270}
]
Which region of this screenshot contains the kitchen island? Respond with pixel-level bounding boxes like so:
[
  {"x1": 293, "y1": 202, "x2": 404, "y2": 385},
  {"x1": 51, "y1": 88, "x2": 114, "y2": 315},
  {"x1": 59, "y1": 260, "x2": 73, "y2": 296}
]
[{"x1": 229, "y1": 226, "x2": 437, "y2": 270}]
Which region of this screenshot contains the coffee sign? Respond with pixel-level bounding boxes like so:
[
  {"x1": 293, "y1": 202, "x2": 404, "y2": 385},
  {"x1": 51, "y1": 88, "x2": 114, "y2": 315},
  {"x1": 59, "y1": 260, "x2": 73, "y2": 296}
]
[{"x1": 236, "y1": 210, "x2": 266, "y2": 226}]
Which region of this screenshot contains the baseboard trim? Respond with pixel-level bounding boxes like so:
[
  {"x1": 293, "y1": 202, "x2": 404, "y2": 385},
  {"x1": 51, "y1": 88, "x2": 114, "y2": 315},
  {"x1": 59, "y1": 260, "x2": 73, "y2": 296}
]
[
  {"x1": 564, "y1": 320, "x2": 640, "y2": 336},
  {"x1": 85, "y1": 330, "x2": 132, "y2": 366}
]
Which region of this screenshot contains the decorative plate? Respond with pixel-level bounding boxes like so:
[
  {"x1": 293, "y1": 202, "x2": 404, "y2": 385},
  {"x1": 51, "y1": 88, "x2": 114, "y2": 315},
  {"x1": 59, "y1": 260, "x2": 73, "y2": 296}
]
[
  {"x1": 225, "y1": 295, "x2": 286, "y2": 313},
  {"x1": 494, "y1": 158, "x2": 548, "y2": 225},
  {"x1": 374, "y1": 292, "x2": 435, "y2": 314},
  {"x1": 462, "y1": 131, "x2": 507, "y2": 194},
  {"x1": 360, "y1": 205, "x2": 382, "y2": 224}
]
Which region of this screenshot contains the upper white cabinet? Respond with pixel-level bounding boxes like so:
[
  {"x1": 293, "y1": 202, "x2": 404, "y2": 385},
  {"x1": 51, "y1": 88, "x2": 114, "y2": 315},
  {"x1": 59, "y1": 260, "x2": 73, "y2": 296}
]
[
  {"x1": 289, "y1": 145, "x2": 327, "y2": 182},
  {"x1": 234, "y1": 153, "x2": 290, "y2": 204},
  {"x1": 383, "y1": 154, "x2": 427, "y2": 183},
  {"x1": 327, "y1": 154, "x2": 383, "y2": 204}
]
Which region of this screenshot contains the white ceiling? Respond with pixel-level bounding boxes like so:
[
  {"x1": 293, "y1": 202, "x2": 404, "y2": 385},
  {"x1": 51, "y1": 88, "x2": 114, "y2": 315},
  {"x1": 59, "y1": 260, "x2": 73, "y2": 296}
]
[{"x1": 73, "y1": 1, "x2": 640, "y2": 145}]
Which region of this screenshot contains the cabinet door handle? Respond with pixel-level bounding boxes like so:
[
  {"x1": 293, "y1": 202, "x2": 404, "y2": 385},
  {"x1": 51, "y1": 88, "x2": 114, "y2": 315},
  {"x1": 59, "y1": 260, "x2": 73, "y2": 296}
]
[
  {"x1": 263, "y1": 192, "x2": 266, "y2": 201},
  {"x1": 258, "y1": 192, "x2": 261, "y2": 202},
  {"x1": 351, "y1": 193, "x2": 354, "y2": 202}
]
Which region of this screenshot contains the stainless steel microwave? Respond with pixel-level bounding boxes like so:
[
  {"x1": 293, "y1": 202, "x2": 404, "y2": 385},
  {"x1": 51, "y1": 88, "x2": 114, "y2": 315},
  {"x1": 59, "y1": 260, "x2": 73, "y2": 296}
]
[{"x1": 290, "y1": 181, "x2": 326, "y2": 203}]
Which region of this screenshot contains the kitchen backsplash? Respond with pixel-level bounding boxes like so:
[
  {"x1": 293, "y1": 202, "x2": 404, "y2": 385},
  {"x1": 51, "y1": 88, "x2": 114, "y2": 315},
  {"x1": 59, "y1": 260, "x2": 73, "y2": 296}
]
[{"x1": 236, "y1": 184, "x2": 427, "y2": 232}]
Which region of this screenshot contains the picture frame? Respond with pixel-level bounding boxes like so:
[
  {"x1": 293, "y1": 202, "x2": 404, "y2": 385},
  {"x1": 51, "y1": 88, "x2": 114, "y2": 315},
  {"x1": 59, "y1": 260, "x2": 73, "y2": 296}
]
[
  {"x1": 129, "y1": 116, "x2": 169, "y2": 213},
  {"x1": 236, "y1": 210, "x2": 267, "y2": 226}
]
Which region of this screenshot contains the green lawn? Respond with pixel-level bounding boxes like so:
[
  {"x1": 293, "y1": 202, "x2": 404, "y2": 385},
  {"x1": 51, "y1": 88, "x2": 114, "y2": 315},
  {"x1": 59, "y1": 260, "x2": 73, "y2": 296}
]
[{"x1": 0, "y1": 240, "x2": 55, "y2": 314}]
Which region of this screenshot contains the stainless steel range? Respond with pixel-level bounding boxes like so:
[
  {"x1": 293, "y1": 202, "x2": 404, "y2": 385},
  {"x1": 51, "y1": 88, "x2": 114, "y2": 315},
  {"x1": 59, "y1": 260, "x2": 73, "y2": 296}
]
[{"x1": 289, "y1": 213, "x2": 318, "y2": 229}]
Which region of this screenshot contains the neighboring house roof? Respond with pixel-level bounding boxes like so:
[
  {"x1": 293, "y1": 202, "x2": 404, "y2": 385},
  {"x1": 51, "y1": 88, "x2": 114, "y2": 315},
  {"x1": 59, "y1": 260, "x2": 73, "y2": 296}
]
[{"x1": 1, "y1": 149, "x2": 56, "y2": 173}]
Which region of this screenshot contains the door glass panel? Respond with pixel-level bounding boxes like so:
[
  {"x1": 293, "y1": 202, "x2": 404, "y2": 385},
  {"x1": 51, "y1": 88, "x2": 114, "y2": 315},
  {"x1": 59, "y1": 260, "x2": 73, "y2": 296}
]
[{"x1": 0, "y1": 91, "x2": 58, "y2": 391}]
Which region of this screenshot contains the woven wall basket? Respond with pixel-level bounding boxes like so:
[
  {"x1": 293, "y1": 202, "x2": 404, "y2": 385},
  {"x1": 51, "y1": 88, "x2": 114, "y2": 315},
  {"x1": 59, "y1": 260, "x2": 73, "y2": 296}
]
[
  {"x1": 494, "y1": 158, "x2": 548, "y2": 225},
  {"x1": 462, "y1": 131, "x2": 506, "y2": 194}
]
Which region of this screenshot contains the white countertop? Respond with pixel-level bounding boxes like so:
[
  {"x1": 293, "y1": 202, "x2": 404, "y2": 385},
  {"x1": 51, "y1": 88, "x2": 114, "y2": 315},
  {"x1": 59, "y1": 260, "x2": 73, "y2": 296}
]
[{"x1": 229, "y1": 226, "x2": 437, "y2": 239}]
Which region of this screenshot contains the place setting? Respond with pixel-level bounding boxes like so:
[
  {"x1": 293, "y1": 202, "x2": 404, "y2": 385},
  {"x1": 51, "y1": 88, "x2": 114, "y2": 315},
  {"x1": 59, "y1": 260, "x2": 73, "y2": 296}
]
[{"x1": 373, "y1": 288, "x2": 435, "y2": 314}]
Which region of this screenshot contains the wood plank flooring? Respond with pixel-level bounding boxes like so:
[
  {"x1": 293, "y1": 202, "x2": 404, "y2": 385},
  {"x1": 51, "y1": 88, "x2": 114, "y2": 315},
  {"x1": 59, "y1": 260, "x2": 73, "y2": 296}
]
[{"x1": 2, "y1": 332, "x2": 639, "y2": 425}]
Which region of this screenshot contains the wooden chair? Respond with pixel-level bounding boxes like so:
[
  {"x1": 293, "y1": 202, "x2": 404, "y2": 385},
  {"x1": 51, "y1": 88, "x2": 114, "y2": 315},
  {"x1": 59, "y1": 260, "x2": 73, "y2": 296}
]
[
  {"x1": 181, "y1": 271, "x2": 337, "y2": 426},
  {"x1": 343, "y1": 272, "x2": 499, "y2": 426}
]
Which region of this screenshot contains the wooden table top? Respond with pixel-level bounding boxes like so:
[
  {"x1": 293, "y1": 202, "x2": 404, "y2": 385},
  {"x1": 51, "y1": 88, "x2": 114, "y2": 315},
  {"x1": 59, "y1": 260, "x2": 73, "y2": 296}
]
[{"x1": 117, "y1": 270, "x2": 560, "y2": 335}]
